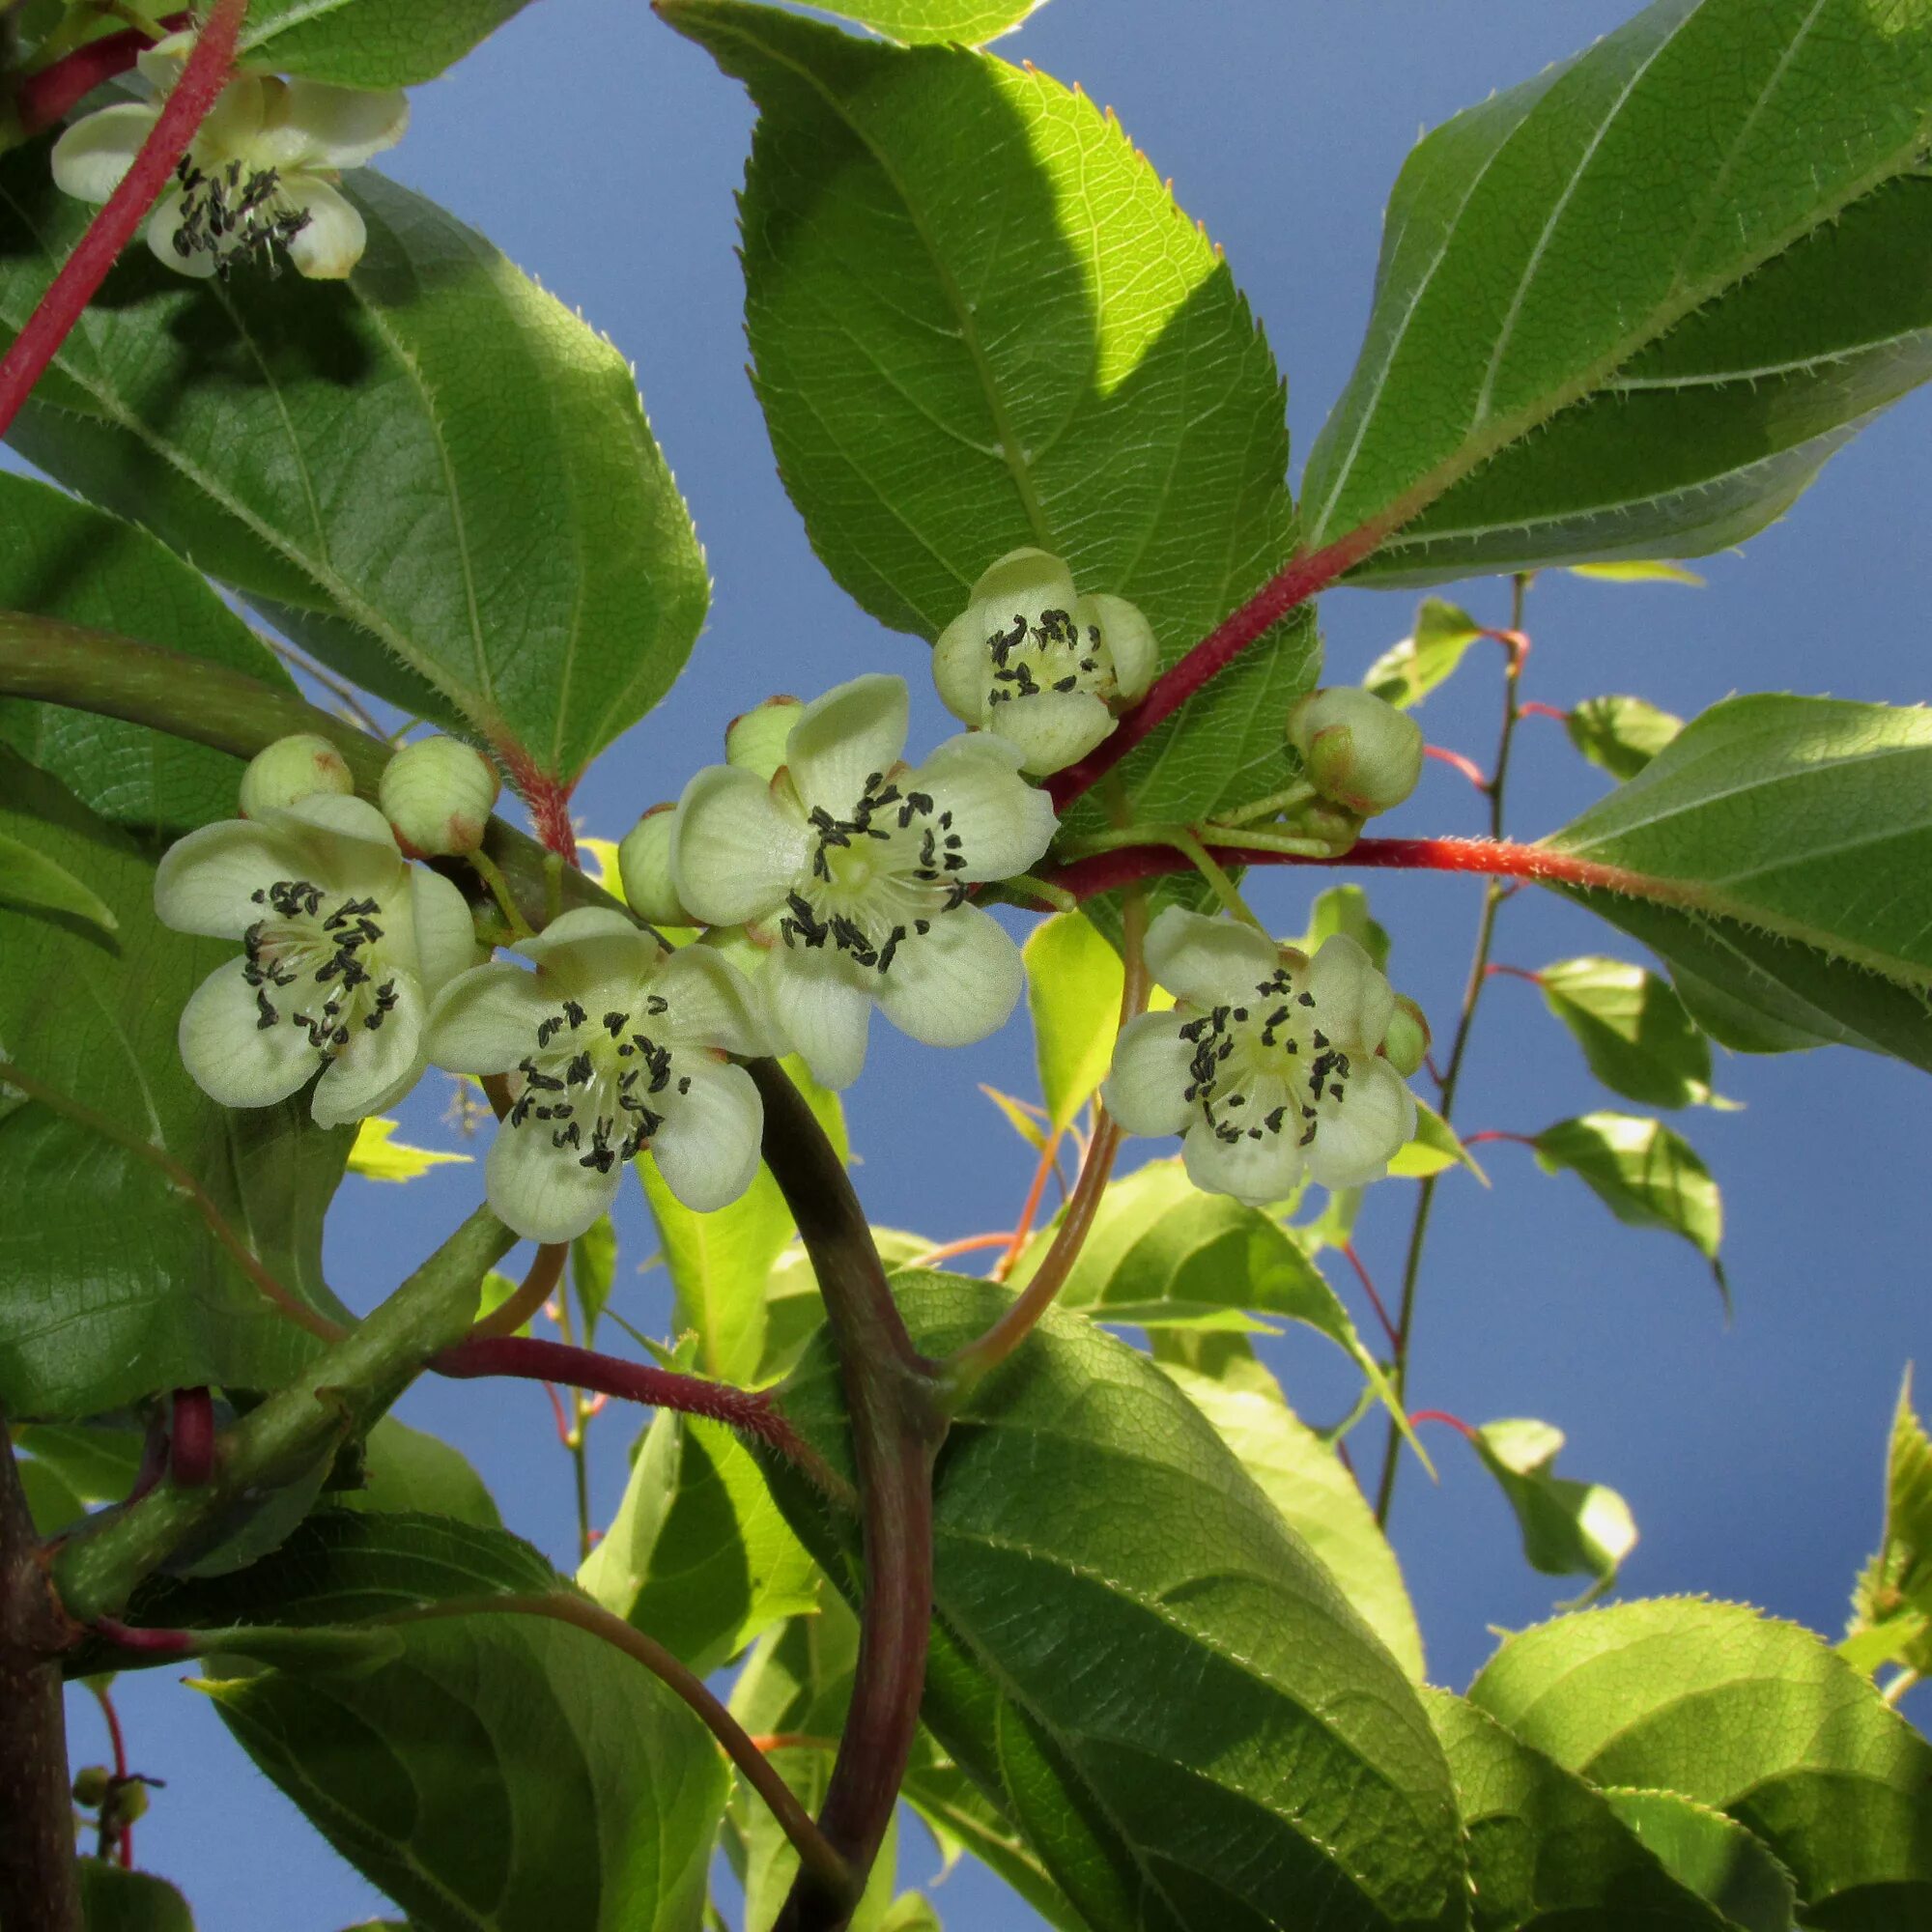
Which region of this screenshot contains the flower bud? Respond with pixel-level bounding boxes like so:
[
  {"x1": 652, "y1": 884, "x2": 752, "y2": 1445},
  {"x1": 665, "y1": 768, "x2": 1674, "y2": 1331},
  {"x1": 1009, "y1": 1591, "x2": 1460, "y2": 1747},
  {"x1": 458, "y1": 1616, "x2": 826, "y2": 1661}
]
[
  {"x1": 71, "y1": 1766, "x2": 112, "y2": 1807},
  {"x1": 618, "y1": 804, "x2": 690, "y2": 926},
  {"x1": 238, "y1": 732, "x2": 354, "y2": 819},
  {"x1": 378, "y1": 736, "x2": 499, "y2": 857},
  {"x1": 101, "y1": 1779, "x2": 149, "y2": 1828},
  {"x1": 725, "y1": 696, "x2": 804, "y2": 782},
  {"x1": 1286, "y1": 688, "x2": 1424, "y2": 816},
  {"x1": 1381, "y1": 994, "x2": 1431, "y2": 1077}
]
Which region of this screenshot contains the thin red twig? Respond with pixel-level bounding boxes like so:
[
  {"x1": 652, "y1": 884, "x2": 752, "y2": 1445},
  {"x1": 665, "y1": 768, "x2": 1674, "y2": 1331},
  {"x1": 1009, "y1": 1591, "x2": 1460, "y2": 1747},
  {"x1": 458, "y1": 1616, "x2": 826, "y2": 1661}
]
[
  {"x1": 1462, "y1": 1129, "x2": 1537, "y2": 1150},
  {"x1": 1483, "y1": 963, "x2": 1543, "y2": 985},
  {"x1": 85, "y1": 1682, "x2": 132, "y2": 1868},
  {"x1": 1517, "y1": 701, "x2": 1569, "y2": 724},
  {"x1": 15, "y1": 14, "x2": 192, "y2": 134},
  {"x1": 1341, "y1": 1244, "x2": 1400, "y2": 1355},
  {"x1": 907, "y1": 1232, "x2": 1010, "y2": 1267},
  {"x1": 1425, "y1": 744, "x2": 1489, "y2": 790},
  {"x1": 993, "y1": 1129, "x2": 1062, "y2": 1282},
  {"x1": 1408, "y1": 1408, "x2": 1476, "y2": 1441},
  {"x1": 0, "y1": 0, "x2": 247, "y2": 440}
]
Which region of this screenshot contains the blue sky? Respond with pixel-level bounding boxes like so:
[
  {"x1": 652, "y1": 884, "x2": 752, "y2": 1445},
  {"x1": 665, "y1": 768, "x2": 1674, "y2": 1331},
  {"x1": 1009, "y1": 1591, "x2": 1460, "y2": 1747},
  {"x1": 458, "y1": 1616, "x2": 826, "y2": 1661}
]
[{"x1": 59, "y1": 2, "x2": 1931, "y2": 1925}]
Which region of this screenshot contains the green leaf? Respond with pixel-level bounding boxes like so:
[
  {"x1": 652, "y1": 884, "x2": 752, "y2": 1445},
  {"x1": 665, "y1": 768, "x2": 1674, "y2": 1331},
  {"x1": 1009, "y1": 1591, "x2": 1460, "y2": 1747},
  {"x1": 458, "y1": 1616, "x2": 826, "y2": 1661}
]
[
  {"x1": 1291, "y1": 884, "x2": 1393, "y2": 975},
  {"x1": 1305, "y1": 1, "x2": 1932, "y2": 581},
  {"x1": 0, "y1": 159, "x2": 706, "y2": 789},
  {"x1": 78, "y1": 1861, "x2": 196, "y2": 1932},
  {"x1": 1565, "y1": 696, "x2": 1686, "y2": 783},
  {"x1": 0, "y1": 475, "x2": 294, "y2": 840},
  {"x1": 15, "y1": 1419, "x2": 144, "y2": 1500},
  {"x1": 17, "y1": 1449, "x2": 88, "y2": 1535},
  {"x1": 1470, "y1": 1597, "x2": 1932, "y2": 1927},
  {"x1": 979, "y1": 1084, "x2": 1050, "y2": 1153},
  {"x1": 1538, "y1": 957, "x2": 1720, "y2": 1110},
  {"x1": 1025, "y1": 912, "x2": 1125, "y2": 1134},
  {"x1": 665, "y1": 0, "x2": 1311, "y2": 857},
  {"x1": 345, "y1": 1118, "x2": 473, "y2": 1184},
  {"x1": 1161, "y1": 1357, "x2": 1426, "y2": 1680},
  {"x1": 1422, "y1": 1688, "x2": 1736, "y2": 1932},
  {"x1": 0, "y1": 829, "x2": 119, "y2": 931},
  {"x1": 1547, "y1": 696, "x2": 1932, "y2": 1076},
  {"x1": 570, "y1": 1214, "x2": 617, "y2": 1340},
  {"x1": 1601, "y1": 1789, "x2": 1799, "y2": 1932},
  {"x1": 1388, "y1": 1100, "x2": 1488, "y2": 1182},
  {"x1": 810, "y1": 0, "x2": 1047, "y2": 43},
  {"x1": 1532, "y1": 1114, "x2": 1725, "y2": 1303},
  {"x1": 1018, "y1": 1160, "x2": 1432, "y2": 1467},
  {"x1": 113, "y1": 1512, "x2": 727, "y2": 1929},
  {"x1": 238, "y1": 0, "x2": 535, "y2": 85},
  {"x1": 1568, "y1": 562, "x2": 1705, "y2": 587},
  {"x1": 342, "y1": 1416, "x2": 501, "y2": 1530},
  {"x1": 1470, "y1": 1419, "x2": 1638, "y2": 1602},
  {"x1": 775, "y1": 1270, "x2": 1468, "y2": 1932},
  {"x1": 577, "y1": 1410, "x2": 819, "y2": 1674},
  {"x1": 0, "y1": 756, "x2": 349, "y2": 1417},
  {"x1": 1844, "y1": 1368, "x2": 1932, "y2": 1679},
  {"x1": 1364, "y1": 600, "x2": 1486, "y2": 710}
]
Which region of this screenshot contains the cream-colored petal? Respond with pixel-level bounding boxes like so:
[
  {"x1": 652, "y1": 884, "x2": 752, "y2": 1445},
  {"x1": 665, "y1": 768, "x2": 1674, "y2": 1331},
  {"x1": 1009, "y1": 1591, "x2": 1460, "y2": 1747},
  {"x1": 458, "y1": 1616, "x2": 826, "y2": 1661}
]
[
  {"x1": 1101, "y1": 1012, "x2": 1197, "y2": 1138},
  {"x1": 258, "y1": 78, "x2": 409, "y2": 170},
  {"x1": 485, "y1": 1117, "x2": 622, "y2": 1244},
  {"x1": 424, "y1": 962, "x2": 551, "y2": 1075},
  {"x1": 195, "y1": 72, "x2": 269, "y2": 152},
  {"x1": 1305, "y1": 1061, "x2": 1416, "y2": 1190},
  {"x1": 410, "y1": 865, "x2": 482, "y2": 997},
  {"x1": 968, "y1": 547, "x2": 1079, "y2": 615},
  {"x1": 518, "y1": 908, "x2": 660, "y2": 1009},
  {"x1": 1304, "y1": 932, "x2": 1396, "y2": 1049},
  {"x1": 277, "y1": 793, "x2": 406, "y2": 895},
  {"x1": 177, "y1": 956, "x2": 320, "y2": 1109},
  {"x1": 873, "y1": 902, "x2": 1023, "y2": 1050},
  {"x1": 980, "y1": 690, "x2": 1114, "y2": 778},
  {"x1": 911, "y1": 733, "x2": 1059, "y2": 881},
  {"x1": 155, "y1": 817, "x2": 307, "y2": 939},
  {"x1": 1181, "y1": 1116, "x2": 1306, "y2": 1208},
  {"x1": 784, "y1": 674, "x2": 908, "y2": 814},
  {"x1": 673, "y1": 763, "x2": 809, "y2": 927},
  {"x1": 1144, "y1": 906, "x2": 1281, "y2": 1008},
  {"x1": 282, "y1": 179, "x2": 368, "y2": 280},
  {"x1": 648, "y1": 1057, "x2": 763, "y2": 1213},
  {"x1": 763, "y1": 943, "x2": 872, "y2": 1090},
  {"x1": 51, "y1": 104, "x2": 159, "y2": 204},
  {"x1": 931, "y1": 609, "x2": 990, "y2": 726},
  {"x1": 145, "y1": 190, "x2": 219, "y2": 279},
  {"x1": 1083, "y1": 592, "x2": 1159, "y2": 702},
  {"x1": 311, "y1": 974, "x2": 425, "y2": 1127},
  {"x1": 652, "y1": 945, "x2": 767, "y2": 1058}
]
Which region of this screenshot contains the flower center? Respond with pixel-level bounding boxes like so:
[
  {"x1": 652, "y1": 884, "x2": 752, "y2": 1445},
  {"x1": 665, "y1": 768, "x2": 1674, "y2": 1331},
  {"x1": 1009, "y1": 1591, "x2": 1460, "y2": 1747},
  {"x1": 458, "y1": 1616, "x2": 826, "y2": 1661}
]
[
  {"x1": 171, "y1": 153, "x2": 312, "y2": 277},
  {"x1": 779, "y1": 773, "x2": 970, "y2": 974},
  {"x1": 1178, "y1": 965, "x2": 1358, "y2": 1149},
  {"x1": 243, "y1": 879, "x2": 398, "y2": 1062},
  {"x1": 983, "y1": 604, "x2": 1108, "y2": 709},
  {"x1": 506, "y1": 992, "x2": 696, "y2": 1174}
]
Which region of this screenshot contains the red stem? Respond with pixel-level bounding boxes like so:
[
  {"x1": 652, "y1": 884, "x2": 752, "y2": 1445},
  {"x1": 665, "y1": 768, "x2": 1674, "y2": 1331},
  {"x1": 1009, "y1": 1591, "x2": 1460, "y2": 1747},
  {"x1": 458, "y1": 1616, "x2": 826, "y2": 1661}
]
[
  {"x1": 1483, "y1": 963, "x2": 1543, "y2": 985},
  {"x1": 1407, "y1": 1408, "x2": 1476, "y2": 1441},
  {"x1": 1341, "y1": 1244, "x2": 1400, "y2": 1355},
  {"x1": 1518, "y1": 701, "x2": 1569, "y2": 724},
  {"x1": 167, "y1": 1387, "x2": 213, "y2": 1489},
  {"x1": 126, "y1": 1413, "x2": 168, "y2": 1507},
  {"x1": 496, "y1": 742, "x2": 580, "y2": 865},
  {"x1": 1046, "y1": 520, "x2": 1393, "y2": 810},
  {"x1": 1462, "y1": 1129, "x2": 1537, "y2": 1150},
  {"x1": 91, "y1": 1617, "x2": 197, "y2": 1658},
  {"x1": 14, "y1": 15, "x2": 192, "y2": 135},
  {"x1": 0, "y1": 0, "x2": 246, "y2": 440},
  {"x1": 1424, "y1": 744, "x2": 1488, "y2": 790},
  {"x1": 86, "y1": 1682, "x2": 132, "y2": 1868}
]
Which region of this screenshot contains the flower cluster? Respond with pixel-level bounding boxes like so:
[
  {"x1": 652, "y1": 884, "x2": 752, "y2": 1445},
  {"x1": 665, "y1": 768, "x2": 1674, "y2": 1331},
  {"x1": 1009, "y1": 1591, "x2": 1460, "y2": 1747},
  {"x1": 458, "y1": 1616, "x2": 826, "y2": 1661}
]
[{"x1": 51, "y1": 32, "x2": 408, "y2": 279}]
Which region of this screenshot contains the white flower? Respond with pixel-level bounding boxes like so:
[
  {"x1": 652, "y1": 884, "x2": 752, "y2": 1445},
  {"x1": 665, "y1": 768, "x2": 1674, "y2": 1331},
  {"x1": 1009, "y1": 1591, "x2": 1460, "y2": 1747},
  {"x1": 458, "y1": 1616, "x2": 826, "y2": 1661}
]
[
  {"x1": 1103, "y1": 908, "x2": 1419, "y2": 1206},
  {"x1": 424, "y1": 909, "x2": 768, "y2": 1243},
  {"x1": 932, "y1": 549, "x2": 1158, "y2": 776},
  {"x1": 670, "y1": 673, "x2": 1057, "y2": 1090},
  {"x1": 50, "y1": 32, "x2": 408, "y2": 279},
  {"x1": 155, "y1": 794, "x2": 477, "y2": 1128}
]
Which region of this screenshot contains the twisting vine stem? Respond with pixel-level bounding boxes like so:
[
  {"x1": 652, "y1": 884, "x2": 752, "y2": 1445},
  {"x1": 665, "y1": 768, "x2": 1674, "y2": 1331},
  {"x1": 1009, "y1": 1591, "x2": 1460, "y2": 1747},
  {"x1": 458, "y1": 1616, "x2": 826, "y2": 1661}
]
[{"x1": 1373, "y1": 573, "x2": 1533, "y2": 1527}]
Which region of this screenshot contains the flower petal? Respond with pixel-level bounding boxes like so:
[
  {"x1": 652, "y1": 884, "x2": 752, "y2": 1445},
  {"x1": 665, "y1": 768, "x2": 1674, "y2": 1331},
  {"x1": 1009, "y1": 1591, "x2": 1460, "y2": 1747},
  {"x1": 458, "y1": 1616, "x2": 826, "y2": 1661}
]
[
  {"x1": 410, "y1": 865, "x2": 482, "y2": 997},
  {"x1": 763, "y1": 944, "x2": 873, "y2": 1090},
  {"x1": 1084, "y1": 592, "x2": 1159, "y2": 702},
  {"x1": 283, "y1": 178, "x2": 368, "y2": 280},
  {"x1": 311, "y1": 973, "x2": 425, "y2": 1127},
  {"x1": 874, "y1": 902, "x2": 1023, "y2": 1049},
  {"x1": 1304, "y1": 932, "x2": 1396, "y2": 1048},
  {"x1": 155, "y1": 817, "x2": 307, "y2": 939},
  {"x1": 145, "y1": 190, "x2": 219, "y2": 279},
  {"x1": 980, "y1": 690, "x2": 1114, "y2": 778},
  {"x1": 1181, "y1": 1117, "x2": 1306, "y2": 1208},
  {"x1": 485, "y1": 1117, "x2": 622, "y2": 1244},
  {"x1": 673, "y1": 763, "x2": 808, "y2": 926},
  {"x1": 783, "y1": 674, "x2": 908, "y2": 813},
  {"x1": 178, "y1": 956, "x2": 320, "y2": 1109},
  {"x1": 518, "y1": 907, "x2": 662, "y2": 1007},
  {"x1": 912, "y1": 734, "x2": 1059, "y2": 881},
  {"x1": 424, "y1": 962, "x2": 552, "y2": 1074},
  {"x1": 276, "y1": 793, "x2": 406, "y2": 895},
  {"x1": 51, "y1": 104, "x2": 159, "y2": 205},
  {"x1": 653, "y1": 945, "x2": 767, "y2": 1057},
  {"x1": 969, "y1": 547, "x2": 1079, "y2": 616},
  {"x1": 649, "y1": 1057, "x2": 764, "y2": 1213},
  {"x1": 931, "y1": 609, "x2": 989, "y2": 726},
  {"x1": 1306, "y1": 1061, "x2": 1416, "y2": 1190},
  {"x1": 1101, "y1": 1012, "x2": 1197, "y2": 1138},
  {"x1": 260, "y1": 79, "x2": 409, "y2": 170},
  {"x1": 1144, "y1": 906, "x2": 1281, "y2": 1008}
]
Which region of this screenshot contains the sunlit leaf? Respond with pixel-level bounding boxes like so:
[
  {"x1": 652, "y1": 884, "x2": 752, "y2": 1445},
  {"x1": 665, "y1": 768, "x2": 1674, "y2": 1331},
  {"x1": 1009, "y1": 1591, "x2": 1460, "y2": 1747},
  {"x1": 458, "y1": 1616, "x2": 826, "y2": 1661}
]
[
  {"x1": 1567, "y1": 561, "x2": 1705, "y2": 587},
  {"x1": 810, "y1": 0, "x2": 1047, "y2": 43},
  {"x1": 1601, "y1": 1788, "x2": 1798, "y2": 1932},
  {"x1": 1537, "y1": 957, "x2": 1722, "y2": 1110},
  {"x1": 1291, "y1": 884, "x2": 1392, "y2": 975},
  {"x1": 1844, "y1": 1368, "x2": 1932, "y2": 1680},
  {"x1": 1470, "y1": 1418, "x2": 1637, "y2": 1602},
  {"x1": 1025, "y1": 913, "x2": 1125, "y2": 1133},
  {"x1": 1364, "y1": 599, "x2": 1486, "y2": 710},
  {"x1": 1388, "y1": 1100, "x2": 1487, "y2": 1182},
  {"x1": 240, "y1": 0, "x2": 535, "y2": 85},
  {"x1": 1565, "y1": 696, "x2": 1685, "y2": 781},
  {"x1": 345, "y1": 1118, "x2": 473, "y2": 1184}
]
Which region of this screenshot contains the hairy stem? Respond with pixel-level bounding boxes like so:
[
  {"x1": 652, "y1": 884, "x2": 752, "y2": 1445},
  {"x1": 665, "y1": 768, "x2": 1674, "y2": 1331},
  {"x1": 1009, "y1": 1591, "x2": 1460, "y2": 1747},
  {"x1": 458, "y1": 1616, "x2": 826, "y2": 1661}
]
[
  {"x1": 52, "y1": 1207, "x2": 514, "y2": 1624},
  {"x1": 14, "y1": 13, "x2": 189, "y2": 133},
  {"x1": 0, "y1": 0, "x2": 245, "y2": 438},
  {"x1": 1374, "y1": 576, "x2": 1531, "y2": 1527},
  {"x1": 749, "y1": 1060, "x2": 942, "y2": 1932}
]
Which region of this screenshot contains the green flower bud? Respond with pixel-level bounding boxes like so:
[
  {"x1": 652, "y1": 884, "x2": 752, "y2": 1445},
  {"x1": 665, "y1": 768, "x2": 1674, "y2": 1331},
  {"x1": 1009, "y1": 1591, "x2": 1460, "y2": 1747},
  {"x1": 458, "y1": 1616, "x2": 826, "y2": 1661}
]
[
  {"x1": 618, "y1": 804, "x2": 690, "y2": 926},
  {"x1": 71, "y1": 1765, "x2": 112, "y2": 1808},
  {"x1": 1381, "y1": 993, "x2": 1431, "y2": 1077},
  {"x1": 378, "y1": 736, "x2": 500, "y2": 857},
  {"x1": 724, "y1": 696, "x2": 804, "y2": 782},
  {"x1": 1286, "y1": 688, "x2": 1424, "y2": 816},
  {"x1": 101, "y1": 1778, "x2": 149, "y2": 1827},
  {"x1": 238, "y1": 732, "x2": 354, "y2": 819}
]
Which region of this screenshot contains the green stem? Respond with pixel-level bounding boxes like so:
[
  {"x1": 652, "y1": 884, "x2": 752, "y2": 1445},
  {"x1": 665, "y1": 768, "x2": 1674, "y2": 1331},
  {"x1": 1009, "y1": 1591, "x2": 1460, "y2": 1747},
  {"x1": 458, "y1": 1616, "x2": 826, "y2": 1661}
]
[
  {"x1": 1374, "y1": 574, "x2": 1531, "y2": 1528},
  {"x1": 0, "y1": 614, "x2": 616, "y2": 934},
  {"x1": 1208, "y1": 780, "x2": 1319, "y2": 829},
  {"x1": 52, "y1": 1207, "x2": 514, "y2": 1624}
]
